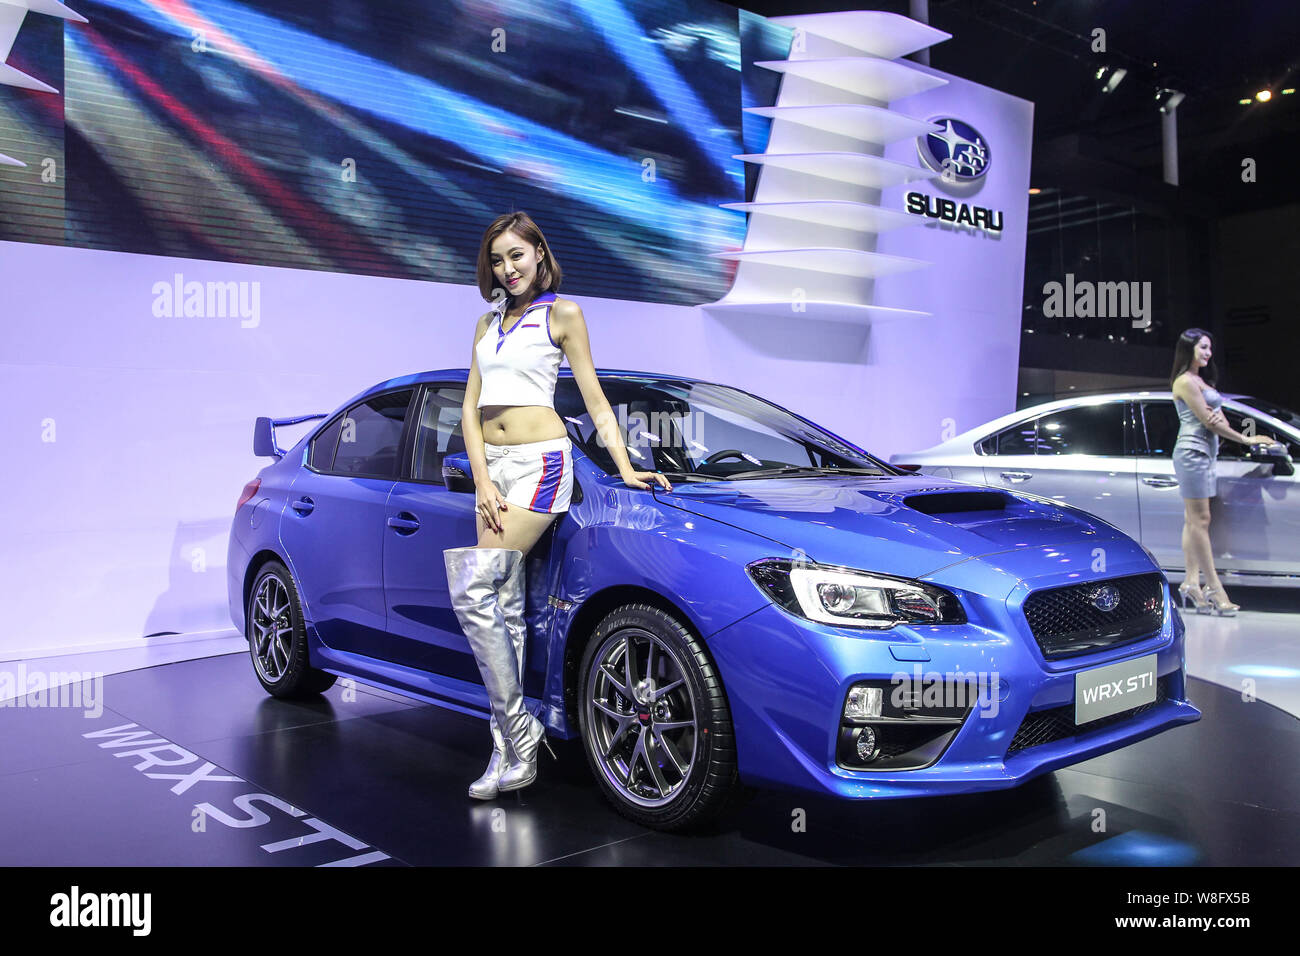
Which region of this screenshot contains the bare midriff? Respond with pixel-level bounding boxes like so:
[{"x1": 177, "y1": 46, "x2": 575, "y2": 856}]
[{"x1": 479, "y1": 404, "x2": 567, "y2": 445}]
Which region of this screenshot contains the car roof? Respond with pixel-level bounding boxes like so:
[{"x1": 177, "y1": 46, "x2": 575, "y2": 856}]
[
  {"x1": 305, "y1": 367, "x2": 880, "y2": 465},
  {"x1": 942, "y1": 389, "x2": 1252, "y2": 445},
  {"x1": 354, "y1": 367, "x2": 730, "y2": 403}
]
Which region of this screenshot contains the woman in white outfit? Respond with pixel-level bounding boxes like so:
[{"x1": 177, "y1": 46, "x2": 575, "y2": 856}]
[{"x1": 443, "y1": 211, "x2": 672, "y2": 800}]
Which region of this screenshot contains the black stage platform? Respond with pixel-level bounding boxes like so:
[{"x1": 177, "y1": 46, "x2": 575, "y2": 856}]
[{"x1": 2, "y1": 652, "x2": 1297, "y2": 866}]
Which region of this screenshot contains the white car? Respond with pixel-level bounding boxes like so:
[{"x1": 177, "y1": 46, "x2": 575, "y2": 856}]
[{"x1": 889, "y1": 392, "x2": 1300, "y2": 587}]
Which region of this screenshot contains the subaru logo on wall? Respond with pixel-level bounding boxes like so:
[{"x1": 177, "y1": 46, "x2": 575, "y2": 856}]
[
  {"x1": 1088, "y1": 585, "x2": 1121, "y2": 613},
  {"x1": 918, "y1": 118, "x2": 991, "y2": 182}
]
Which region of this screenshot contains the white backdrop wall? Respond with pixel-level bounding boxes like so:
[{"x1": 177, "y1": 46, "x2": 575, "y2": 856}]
[
  {"x1": 874, "y1": 65, "x2": 1034, "y2": 446},
  {"x1": 0, "y1": 60, "x2": 1031, "y2": 659}
]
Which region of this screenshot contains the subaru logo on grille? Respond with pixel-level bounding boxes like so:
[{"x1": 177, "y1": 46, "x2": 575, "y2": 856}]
[{"x1": 1088, "y1": 585, "x2": 1121, "y2": 612}]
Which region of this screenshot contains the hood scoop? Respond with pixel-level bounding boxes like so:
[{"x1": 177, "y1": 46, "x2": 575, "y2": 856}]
[{"x1": 904, "y1": 490, "x2": 1010, "y2": 516}]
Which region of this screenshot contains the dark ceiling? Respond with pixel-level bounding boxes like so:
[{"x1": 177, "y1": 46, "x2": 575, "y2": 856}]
[{"x1": 729, "y1": 0, "x2": 1300, "y2": 213}]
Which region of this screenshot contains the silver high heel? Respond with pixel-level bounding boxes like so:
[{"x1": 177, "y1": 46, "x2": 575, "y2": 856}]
[
  {"x1": 1203, "y1": 585, "x2": 1240, "y2": 617},
  {"x1": 1177, "y1": 581, "x2": 1211, "y2": 615},
  {"x1": 498, "y1": 712, "x2": 557, "y2": 792},
  {"x1": 444, "y1": 546, "x2": 536, "y2": 799}
]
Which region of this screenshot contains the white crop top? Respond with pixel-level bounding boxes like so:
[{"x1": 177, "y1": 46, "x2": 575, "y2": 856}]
[{"x1": 475, "y1": 291, "x2": 564, "y2": 409}]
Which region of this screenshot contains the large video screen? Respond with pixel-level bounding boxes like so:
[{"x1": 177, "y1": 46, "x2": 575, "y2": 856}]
[{"x1": 0, "y1": 0, "x2": 796, "y2": 307}]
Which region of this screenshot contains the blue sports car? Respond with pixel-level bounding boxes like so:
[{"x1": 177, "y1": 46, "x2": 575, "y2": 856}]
[{"x1": 227, "y1": 369, "x2": 1201, "y2": 830}]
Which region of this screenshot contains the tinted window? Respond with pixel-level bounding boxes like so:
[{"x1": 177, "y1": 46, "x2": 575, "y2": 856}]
[
  {"x1": 411, "y1": 387, "x2": 467, "y2": 483},
  {"x1": 1236, "y1": 396, "x2": 1300, "y2": 429},
  {"x1": 1219, "y1": 407, "x2": 1300, "y2": 460},
  {"x1": 1139, "y1": 401, "x2": 1180, "y2": 456},
  {"x1": 1034, "y1": 403, "x2": 1126, "y2": 456},
  {"x1": 990, "y1": 420, "x2": 1037, "y2": 455},
  {"x1": 553, "y1": 378, "x2": 892, "y2": 478},
  {"x1": 329, "y1": 389, "x2": 414, "y2": 477},
  {"x1": 309, "y1": 416, "x2": 343, "y2": 470}
]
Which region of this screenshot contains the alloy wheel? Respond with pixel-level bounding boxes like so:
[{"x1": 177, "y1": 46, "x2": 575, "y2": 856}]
[
  {"x1": 250, "y1": 574, "x2": 293, "y2": 684},
  {"x1": 585, "y1": 627, "x2": 699, "y2": 808}
]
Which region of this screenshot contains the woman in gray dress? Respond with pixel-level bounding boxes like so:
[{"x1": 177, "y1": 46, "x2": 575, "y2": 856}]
[{"x1": 1170, "y1": 328, "x2": 1273, "y2": 614}]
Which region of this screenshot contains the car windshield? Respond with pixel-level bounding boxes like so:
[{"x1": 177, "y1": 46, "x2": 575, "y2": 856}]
[
  {"x1": 554, "y1": 377, "x2": 898, "y2": 480},
  {"x1": 1235, "y1": 396, "x2": 1300, "y2": 430}
]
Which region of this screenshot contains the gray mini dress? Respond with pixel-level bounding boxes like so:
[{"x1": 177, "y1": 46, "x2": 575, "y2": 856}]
[{"x1": 1172, "y1": 384, "x2": 1221, "y2": 499}]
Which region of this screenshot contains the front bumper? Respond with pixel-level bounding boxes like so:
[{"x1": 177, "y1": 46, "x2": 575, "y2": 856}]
[{"x1": 705, "y1": 569, "x2": 1200, "y2": 800}]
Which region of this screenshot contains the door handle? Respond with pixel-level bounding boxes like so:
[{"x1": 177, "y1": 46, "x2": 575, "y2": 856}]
[
  {"x1": 999, "y1": 471, "x2": 1032, "y2": 483},
  {"x1": 291, "y1": 496, "x2": 315, "y2": 515},
  {"x1": 1142, "y1": 476, "x2": 1179, "y2": 488},
  {"x1": 388, "y1": 512, "x2": 420, "y2": 533}
]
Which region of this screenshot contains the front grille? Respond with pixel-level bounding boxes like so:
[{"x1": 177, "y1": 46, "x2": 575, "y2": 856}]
[
  {"x1": 1022, "y1": 572, "x2": 1164, "y2": 660},
  {"x1": 1006, "y1": 674, "x2": 1171, "y2": 754}
]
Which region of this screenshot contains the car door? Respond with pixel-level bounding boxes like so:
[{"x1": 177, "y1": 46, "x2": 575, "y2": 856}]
[
  {"x1": 1210, "y1": 403, "x2": 1300, "y2": 578},
  {"x1": 379, "y1": 385, "x2": 484, "y2": 682},
  {"x1": 279, "y1": 387, "x2": 416, "y2": 656},
  {"x1": 1132, "y1": 399, "x2": 1185, "y2": 570},
  {"x1": 979, "y1": 413, "x2": 1039, "y2": 491},
  {"x1": 1135, "y1": 399, "x2": 1300, "y2": 578},
  {"x1": 983, "y1": 400, "x2": 1139, "y2": 535}
]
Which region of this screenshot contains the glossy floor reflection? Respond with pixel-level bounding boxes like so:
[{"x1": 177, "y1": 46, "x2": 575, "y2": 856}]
[
  {"x1": 0, "y1": 651, "x2": 1296, "y2": 866},
  {"x1": 1181, "y1": 586, "x2": 1300, "y2": 719}
]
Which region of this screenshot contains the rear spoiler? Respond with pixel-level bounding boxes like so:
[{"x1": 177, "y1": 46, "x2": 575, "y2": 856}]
[{"x1": 254, "y1": 414, "x2": 327, "y2": 459}]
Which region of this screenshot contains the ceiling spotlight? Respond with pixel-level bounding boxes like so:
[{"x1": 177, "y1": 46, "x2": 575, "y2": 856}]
[
  {"x1": 1095, "y1": 65, "x2": 1127, "y2": 94},
  {"x1": 1238, "y1": 98, "x2": 1252, "y2": 105},
  {"x1": 1283, "y1": 88, "x2": 1295, "y2": 95},
  {"x1": 1155, "y1": 88, "x2": 1185, "y2": 113},
  {"x1": 1255, "y1": 89, "x2": 1272, "y2": 102},
  {"x1": 1028, "y1": 187, "x2": 1042, "y2": 195}
]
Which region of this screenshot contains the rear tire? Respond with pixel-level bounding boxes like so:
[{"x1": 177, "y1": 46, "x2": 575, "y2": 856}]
[
  {"x1": 578, "y1": 604, "x2": 738, "y2": 832},
  {"x1": 246, "y1": 560, "x2": 337, "y2": 698}
]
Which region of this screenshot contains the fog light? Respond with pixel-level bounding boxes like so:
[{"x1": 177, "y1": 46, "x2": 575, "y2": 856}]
[
  {"x1": 845, "y1": 685, "x2": 883, "y2": 720},
  {"x1": 855, "y1": 727, "x2": 878, "y2": 761}
]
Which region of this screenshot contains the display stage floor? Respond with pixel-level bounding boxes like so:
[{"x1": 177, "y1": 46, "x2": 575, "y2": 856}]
[{"x1": 1, "y1": 648, "x2": 1296, "y2": 866}]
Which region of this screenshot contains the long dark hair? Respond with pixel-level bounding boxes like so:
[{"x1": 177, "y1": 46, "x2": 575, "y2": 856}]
[
  {"x1": 1170, "y1": 327, "x2": 1217, "y2": 388},
  {"x1": 476, "y1": 211, "x2": 563, "y2": 305}
]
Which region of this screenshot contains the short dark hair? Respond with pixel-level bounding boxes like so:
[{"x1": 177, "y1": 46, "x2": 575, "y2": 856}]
[
  {"x1": 476, "y1": 211, "x2": 563, "y2": 305},
  {"x1": 1170, "y1": 327, "x2": 1217, "y2": 388}
]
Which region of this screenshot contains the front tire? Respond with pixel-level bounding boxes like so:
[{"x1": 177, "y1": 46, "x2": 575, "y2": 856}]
[
  {"x1": 578, "y1": 604, "x2": 739, "y2": 831},
  {"x1": 246, "y1": 560, "x2": 337, "y2": 698}
]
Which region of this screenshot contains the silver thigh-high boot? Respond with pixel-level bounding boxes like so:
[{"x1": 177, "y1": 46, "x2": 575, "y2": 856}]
[
  {"x1": 467, "y1": 571, "x2": 529, "y2": 800},
  {"x1": 443, "y1": 547, "x2": 539, "y2": 798},
  {"x1": 469, "y1": 722, "x2": 508, "y2": 800},
  {"x1": 495, "y1": 550, "x2": 550, "y2": 792}
]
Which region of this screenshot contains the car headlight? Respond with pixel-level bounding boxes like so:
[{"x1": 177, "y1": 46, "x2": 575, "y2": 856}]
[{"x1": 746, "y1": 558, "x2": 966, "y2": 629}]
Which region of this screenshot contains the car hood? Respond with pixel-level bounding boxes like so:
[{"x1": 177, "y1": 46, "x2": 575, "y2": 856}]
[{"x1": 652, "y1": 474, "x2": 1132, "y2": 578}]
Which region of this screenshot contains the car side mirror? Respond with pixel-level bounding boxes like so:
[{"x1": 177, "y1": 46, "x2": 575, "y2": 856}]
[
  {"x1": 1247, "y1": 441, "x2": 1294, "y2": 477},
  {"x1": 442, "y1": 452, "x2": 476, "y2": 493}
]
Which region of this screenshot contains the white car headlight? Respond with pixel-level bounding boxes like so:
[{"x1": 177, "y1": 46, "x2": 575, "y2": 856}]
[{"x1": 746, "y1": 559, "x2": 966, "y2": 629}]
